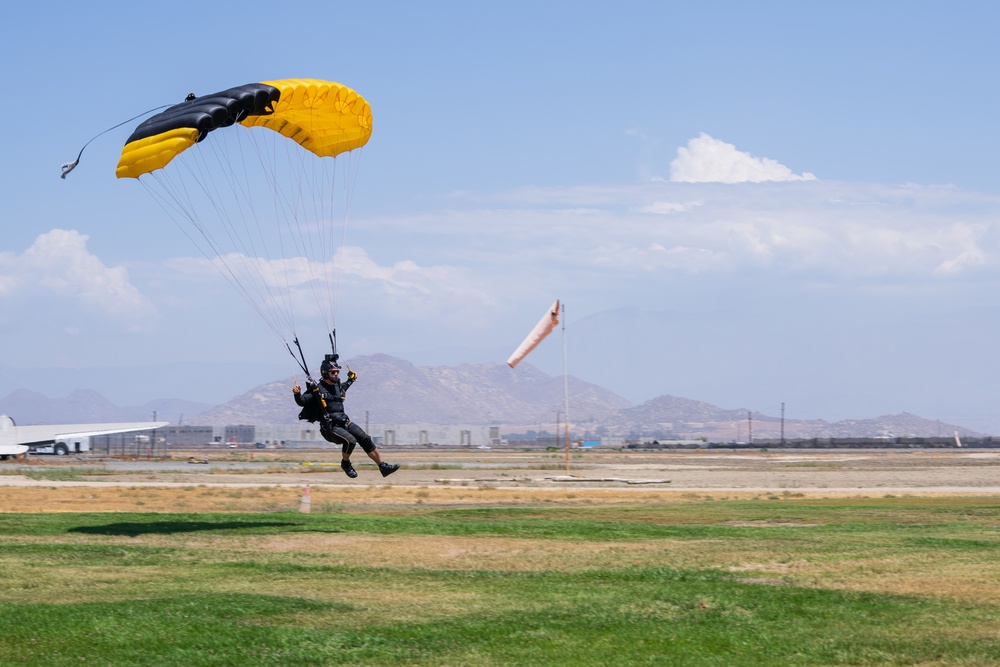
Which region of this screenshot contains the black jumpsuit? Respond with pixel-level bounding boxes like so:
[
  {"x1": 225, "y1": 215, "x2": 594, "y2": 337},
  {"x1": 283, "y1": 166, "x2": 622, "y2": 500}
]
[{"x1": 295, "y1": 376, "x2": 375, "y2": 456}]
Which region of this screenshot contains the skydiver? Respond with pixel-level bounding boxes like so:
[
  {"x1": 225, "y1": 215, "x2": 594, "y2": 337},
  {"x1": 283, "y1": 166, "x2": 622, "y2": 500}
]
[{"x1": 292, "y1": 356, "x2": 399, "y2": 479}]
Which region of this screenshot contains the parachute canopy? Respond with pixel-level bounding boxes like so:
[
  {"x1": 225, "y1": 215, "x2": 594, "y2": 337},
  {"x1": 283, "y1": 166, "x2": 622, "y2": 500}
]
[
  {"x1": 114, "y1": 78, "x2": 373, "y2": 370},
  {"x1": 116, "y1": 79, "x2": 372, "y2": 179},
  {"x1": 507, "y1": 300, "x2": 560, "y2": 368}
]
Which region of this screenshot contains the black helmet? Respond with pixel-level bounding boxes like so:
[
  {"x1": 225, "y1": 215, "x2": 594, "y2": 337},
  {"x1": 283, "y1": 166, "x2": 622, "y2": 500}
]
[{"x1": 320, "y1": 354, "x2": 340, "y2": 375}]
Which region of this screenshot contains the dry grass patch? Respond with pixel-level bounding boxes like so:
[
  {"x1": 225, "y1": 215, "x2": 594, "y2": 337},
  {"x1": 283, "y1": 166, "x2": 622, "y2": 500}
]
[
  {"x1": 0, "y1": 564, "x2": 172, "y2": 604},
  {"x1": 723, "y1": 520, "x2": 819, "y2": 527},
  {"x1": 784, "y1": 554, "x2": 1000, "y2": 602},
  {"x1": 0, "y1": 485, "x2": 762, "y2": 512},
  {"x1": 109, "y1": 532, "x2": 688, "y2": 572}
]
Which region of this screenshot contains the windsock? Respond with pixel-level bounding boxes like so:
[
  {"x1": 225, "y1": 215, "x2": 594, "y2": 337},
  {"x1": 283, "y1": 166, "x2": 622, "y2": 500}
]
[{"x1": 506, "y1": 300, "x2": 560, "y2": 368}]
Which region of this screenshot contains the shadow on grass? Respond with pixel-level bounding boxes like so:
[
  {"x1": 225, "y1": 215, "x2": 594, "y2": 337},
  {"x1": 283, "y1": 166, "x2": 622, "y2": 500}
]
[{"x1": 68, "y1": 520, "x2": 304, "y2": 536}]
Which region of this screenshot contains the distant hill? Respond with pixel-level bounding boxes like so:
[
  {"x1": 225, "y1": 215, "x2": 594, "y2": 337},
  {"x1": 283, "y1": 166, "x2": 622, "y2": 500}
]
[
  {"x1": 184, "y1": 354, "x2": 632, "y2": 427},
  {"x1": 0, "y1": 354, "x2": 984, "y2": 438},
  {"x1": 0, "y1": 360, "x2": 288, "y2": 407},
  {"x1": 0, "y1": 388, "x2": 211, "y2": 425},
  {"x1": 184, "y1": 355, "x2": 982, "y2": 438},
  {"x1": 606, "y1": 394, "x2": 977, "y2": 440}
]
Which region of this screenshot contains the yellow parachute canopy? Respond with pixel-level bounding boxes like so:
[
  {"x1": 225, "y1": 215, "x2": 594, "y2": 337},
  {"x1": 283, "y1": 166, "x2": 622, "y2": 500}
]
[
  {"x1": 241, "y1": 79, "x2": 373, "y2": 159},
  {"x1": 116, "y1": 78, "x2": 372, "y2": 179}
]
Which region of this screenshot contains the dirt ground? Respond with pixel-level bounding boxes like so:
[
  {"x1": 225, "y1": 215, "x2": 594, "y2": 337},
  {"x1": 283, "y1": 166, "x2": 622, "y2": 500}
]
[{"x1": 2, "y1": 447, "x2": 999, "y2": 512}]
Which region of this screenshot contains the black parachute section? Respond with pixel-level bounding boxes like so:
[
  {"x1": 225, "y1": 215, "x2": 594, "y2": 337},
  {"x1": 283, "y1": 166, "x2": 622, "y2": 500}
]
[{"x1": 124, "y1": 83, "x2": 280, "y2": 145}]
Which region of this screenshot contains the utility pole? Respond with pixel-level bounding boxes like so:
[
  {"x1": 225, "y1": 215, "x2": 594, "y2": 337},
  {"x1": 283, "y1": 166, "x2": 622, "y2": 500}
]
[
  {"x1": 747, "y1": 410, "x2": 753, "y2": 446},
  {"x1": 780, "y1": 403, "x2": 785, "y2": 444},
  {"x1": 151, "y1": 411, "x2": 158, "y2": 459}
]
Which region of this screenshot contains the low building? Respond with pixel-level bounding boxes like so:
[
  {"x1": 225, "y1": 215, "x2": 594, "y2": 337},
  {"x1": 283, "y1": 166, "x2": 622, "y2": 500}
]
[{"x1": 252, "y1": 423, "x2": 504, "y2": 448}]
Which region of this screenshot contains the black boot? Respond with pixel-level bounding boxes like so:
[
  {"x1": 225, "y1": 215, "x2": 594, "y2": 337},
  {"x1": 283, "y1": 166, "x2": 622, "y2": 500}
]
[
  {"x1": 341, "y1": 459, "x2": 358, "y2": 478},
  {"x1": 379, "y1": 462, "x2": 399, "y2": 477}
]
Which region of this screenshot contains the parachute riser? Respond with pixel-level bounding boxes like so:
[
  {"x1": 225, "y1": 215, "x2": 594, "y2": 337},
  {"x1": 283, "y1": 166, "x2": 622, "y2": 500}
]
[{"x1": 287, "y1": 338, "x2": 311, "y2": 379}]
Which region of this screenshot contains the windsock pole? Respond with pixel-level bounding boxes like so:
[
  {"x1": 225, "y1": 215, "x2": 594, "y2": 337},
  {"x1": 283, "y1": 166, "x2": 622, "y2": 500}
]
[{"x1": 562, "y1": 302, "x2": 570, "y2": 472}]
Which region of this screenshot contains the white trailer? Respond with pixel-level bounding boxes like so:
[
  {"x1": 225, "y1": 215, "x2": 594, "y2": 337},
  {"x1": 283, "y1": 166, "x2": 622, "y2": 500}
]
[{"x1": 29, "y1": 435, "x2": 91, "y2": 456}]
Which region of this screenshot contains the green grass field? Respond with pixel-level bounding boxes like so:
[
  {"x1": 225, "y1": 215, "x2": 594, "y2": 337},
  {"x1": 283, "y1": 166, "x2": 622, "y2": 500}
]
[{"x1": 2, "y1": 497, "x2": 1000, "y2": 665}]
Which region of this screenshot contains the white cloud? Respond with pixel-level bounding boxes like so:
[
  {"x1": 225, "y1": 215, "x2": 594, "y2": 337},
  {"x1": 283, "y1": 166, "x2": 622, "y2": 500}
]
[
  {"x1": 384, "y1": 180, "x2": 1000, "y2": 287},
  {"x1": 632, "y1": 200, "x2": 704, "y2": 215},
  {"x1": 164, "y1": 244, "x2": 494, "y2": 323},
  {"x1": 931, "y1": 224, "x2": 989, "y2": 276},
  {"x1": 935, "y1": 248, "x2": 987, "y2": 276},
  {"x1": 0, "y1": 229, "x2": 157, "y2": 328},
  {"x1": 670, "y1": 133, "x2": 817, "y2": 183}
]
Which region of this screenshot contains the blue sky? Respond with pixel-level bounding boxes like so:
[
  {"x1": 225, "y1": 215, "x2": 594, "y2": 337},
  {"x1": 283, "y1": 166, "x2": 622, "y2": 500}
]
[{"x1": 3, "y1": 1, "x2": 1000, "y2": 432}]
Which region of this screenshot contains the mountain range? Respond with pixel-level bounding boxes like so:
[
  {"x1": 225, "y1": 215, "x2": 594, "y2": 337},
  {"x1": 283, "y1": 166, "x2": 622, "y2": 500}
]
[{"x1": 0, "y1": 353, "x2": 982, "y2": 439}]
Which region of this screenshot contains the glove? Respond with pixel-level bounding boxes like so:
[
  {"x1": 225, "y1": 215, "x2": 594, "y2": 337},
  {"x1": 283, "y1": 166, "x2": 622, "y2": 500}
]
[{"x1": 347, "y1": 369, "x2": 357, "y2": 382}]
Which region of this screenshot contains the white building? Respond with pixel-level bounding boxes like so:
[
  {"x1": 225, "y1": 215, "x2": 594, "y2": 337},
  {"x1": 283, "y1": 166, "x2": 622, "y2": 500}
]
[{"x1": 252, "y1": 423, "x2": 504, "y2": 448}]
